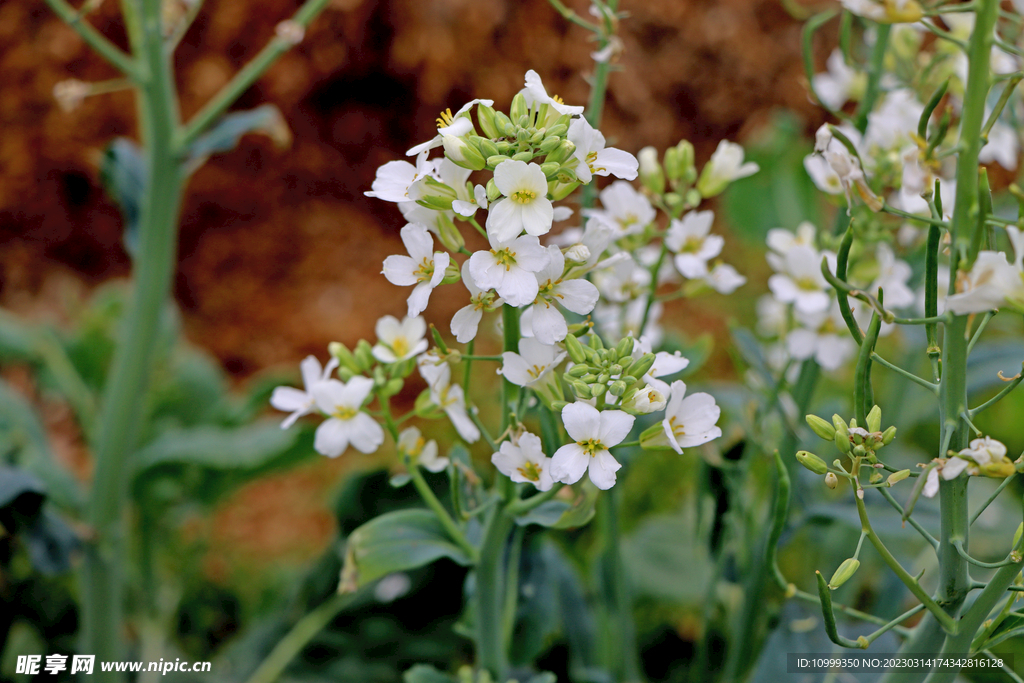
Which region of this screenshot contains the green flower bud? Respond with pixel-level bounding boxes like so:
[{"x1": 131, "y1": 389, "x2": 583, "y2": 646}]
[
  {"x1": 828, "y1": 558, "x2": 861, "y2": 590},
  {"x1": 832, "y1": 414, "x2": 848, "y2": 431},
  {"x1": 556, "y1": 167, "x2": 578, "y2": 184},
  {"x1": 413, "y1": 389, "x2": 444, "y2": 419},
  {"x1": 886, "y1": 469, "x2": 910, "y2": 486},
  {"x1": 852, "y1": 444, "x2": 868, "y2": 458},
  {"x1": 516, "y1": 114, "x2": 532, "y2": 129},
  {"x1": 869, "y1": 472, "x2": 882, "y2": 484},
  {"x1": 545, "y1": 123, "x2": 568, "y2": 138},
  {"x1": 476, "y1": 105, "x2": 501, "y2": 139},
  {"x1": 550, "y1": 180, "x2": 581, "y2": 201},
  {"x1": 663, "y1": 192, "x2": 684, "y2": 212},
  {"x1": 882, "y1": 425, "x2": 897, "y2": 445},
  {"x1": 337, "y1": 366, "x2": 355, "y2": 381},
  {"x1": 676, "y1": 140, "x2": 696, "y2": 183},
  {"x1": 588, "y1": 334, "x2": 605, "y2": 350},
  {"x1": 354, "y1": 339, "x2": 374, "y2": 371},
  {"x1": 441, "y1": 260, "x2": 461, "y2": 285},
  {"x1": 544, "y1": 139, "x2": 576, "y2": 165},
  {"x1": 435, "y1": 213, "x2": 465, "y2": 252},
  {"x1": 589, "y1": 382, "x2": 606, "y2": 396},
  {"x1": 538, "y1": 136, "x2": 562, "y2": 154},
  {"x1": 834, "y1": 428, "x2": 852, "y2": 455},
  {"x1": 328, "y1": 341, "x2": 360, "y2": 372},
  {"x1": 540, "y1": 161, "x2": 560, "y2": 178},
  {"x1": 486, "y1": 154, "x2": 511, "y2": 169},
  {"x1": 416, "y1": 195, "x2": 454, "y2": 211},
  {"x1": 615, "y1": 336, "x2": 634, "y2": 360},
  {"x1": 581, "y1": 373, "x2": 598, "y2": 383},
  {"x1": 443, "y1": 135, "x2": 487, "y2": 170},
  {"x1": 485, "y1": 179, "x2": 501, "y2": 202},
  {"x1": 866, "y1": 405, "x2": 882, "y2": 433},
  {"x1": 638, "y1": 146, "x2": 665, "y2": 195},
  {"x1": 511, "y1": 151, "x2": 534, "y2": 162},
  {"x1": 529, "y1": 128, "x2": 546, "y2": 145},
  {"x1": 628, "y1": 353, "x2": 656, "y2": 378},
  {"x1": 382, "y1": 378, "x2": 404, "y2": 396},
  {"x1": 849, "y1": 418, "x2": 858, "y2": 429},
  {"x1": 472, "y1": 136, "x2": 500, "y2": 159},
  {"x1": 609, "y1": 380, "x2": 627, "y2": 396},
  {"x1": 566, "y1": 364, "x2": 590, "y2": 378},
  {"x1": 570, "y1": 380, "x2": 592, "y2": 399},
  {"x1": 564, "y1": 333, "x2": 587, "y2": 364},
  {"x1": 609, "y1": 363, "x2": 623, "y2": 376},
  {"x1": 550, "y1": 400, "x2": 568, "y2": 412},
  {"x1": 806, "y1": 414, "x2": 837, "y2": 441},
  {"x1": 663, "y1": 146, "x2": 680, "y2": 183},
  {"x1": 639, "y1": 422, "x2": 668, "y2": 450},
  {"x1": 509, "y1": 93, "x2": 528, "y2": 123},
  {"x1": 825, "y1": 472, "x2": 839, "y2": 489},
  {"x1": 684, "y1": 188, "x2": 702, "y2": 209},
  {"x1": 796, "y1": 450, "x2": 829, "y2": 475}
]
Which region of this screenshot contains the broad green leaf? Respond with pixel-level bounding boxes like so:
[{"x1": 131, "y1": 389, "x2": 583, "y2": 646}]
[
  {"x1": 184, "y1": 105, "x2": 291, "y2": 174},
  {"x1": 981, "y1": 613, "x2": 1024, "y2": 649},
  {"x1": 513, "y1": 483, "x2": 598, "y2": 529},
  {"x1": 131, "y1": 421, "x2": 297, "y2": 475},
  {"x1": 621, "y1": 510, "x2": 713, "y2": 604},
  {"x1": 340, "y1": 509, "x2": 473, "y2": 593}
]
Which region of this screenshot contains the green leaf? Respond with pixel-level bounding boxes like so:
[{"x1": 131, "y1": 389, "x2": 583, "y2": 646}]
[
  {"x1": 621, "y1": 510, "x2": 714, "y2": 604},
  {"x1": 513, "y1": 483, "x2": 598, "y2": 529},
  {"x1": 184, "y1": 105, "x2": 291, "y2": 173},
  {"x1": 981, "y1": 612, "x2": 1024, "y2": 649},
  {"x1": 131, "y1": 421, "x2": 298, "y2": 475},
  {"x1": 99, "y1": 138, "x2": 146, "y2": 259},
  {"x1": 340, "y1": 509, "x2": 473, "y2": 593},
  {"x1": 402, "y1": 664, "x2": 454, "y2": 683}
]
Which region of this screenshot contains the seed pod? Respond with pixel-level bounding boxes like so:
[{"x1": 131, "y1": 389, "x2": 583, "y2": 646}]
[
  {"x1": 806, "y1": 414, "x2": 837, "y2": 441},
  {"x1": 886, "y1": 469, "x2": 910, "y2": 486},
  {"x1": 564, "y1": 334, "x2": 588, "y2": 364},
  {"x1": 882, "y1": 425, "x2": 897, "y2": 445},
  {"x1": 825, "y1": 472, "x2": 839, "y2": 489},
  {"x1": 796, "y1": 451, "x2": 829, "y2": 475},
  {"x1": 828, "y1": 558, "x2": 861, "y2": 589},
  {"x1": 866, "y1": 405, "x2": 882, "y2": 433}
]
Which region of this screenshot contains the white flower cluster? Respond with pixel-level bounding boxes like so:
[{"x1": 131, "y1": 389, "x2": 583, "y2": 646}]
[
  {"x1": 946, "y1": 227, "x2": 1024, "y2": 315},
  {"x1": 271, "y1": 70, "x2": 750, "y2": 491}
]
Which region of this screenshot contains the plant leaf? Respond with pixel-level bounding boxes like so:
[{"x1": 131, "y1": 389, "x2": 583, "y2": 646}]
[
  {"x1": 184, "y1": 105, "x2": 291, "y2": 174},
  {"x1": 99, "y1": 138, "x2": 146, "y2": 259},
  {"x1": 340, "y1": 509, "x2": 473, "y2": 593},
  {"x1": 131, "y1": 421, "x2": 298, "y2": 476}
]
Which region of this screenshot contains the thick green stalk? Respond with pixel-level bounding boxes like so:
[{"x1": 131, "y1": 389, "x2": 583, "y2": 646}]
[
  {"x1": 81, "y1": 1, "x2": 184, "y2": 677},
  {"x1": 597, "y1": 487, "x2": 644, "y2": 682},
  {"x1": 474, "y1": 508, "x2": 515, "y2": 680},
  {"x1": 882, "y1": 0, "x2": 997, "y2": 678}
]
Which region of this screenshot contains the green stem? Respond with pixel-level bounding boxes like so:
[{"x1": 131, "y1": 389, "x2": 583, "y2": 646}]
[
  {"x1": 882, "y1": 203, "x2": 949, "y2": 227},
  {"x1": 82, "y1": 2, "x2": 184, "y2": 675},
  {"x1": 43, "y1": 0, "x2": 140, "y2": 78},
  {"x1": 505, "y1": 482, "x2": 565, "y2": 516},
  {"x1": 502, "y1": 525, "x2": 526, "y2": 654},
  {"x1": 580, "y1": 0, "x2": 619, "y2": 209},
  {"x1": 177, "y1": 0, "x2": 334, "y2": 150},
  {"x1": 878, "y1": 487, "x2": 939, "y2": 550},
  {"x1": 475, "y1": 507, "x2": 515, "y2": 680},
  {"x1": 952, "y1": 539, "x2": 1019, "y2": 568},
  {"x1": 967, "y1": 311, "x2": 994, "y2": 355},
  {"x1": 970, "y1": 474, "x2": 1016, "y2": 525},
  {"x1": 969, "y1": 365, "x2": 1024, "y2": 416},
  {"x1": 244, "y1": 594, "x2": 352, "y2": 683},
  {"x1": 854, "y1": 23, "x2": 891, "y2": 134},
  {"x1": 870, "y1": 352, "x2": 939, "y2": 393},
  {"x1": 407, "y1": 458, "x2": 479, "y2": 562},
  {"x1": 598, "y1": 486, "x2": 644, "y2": 682}
]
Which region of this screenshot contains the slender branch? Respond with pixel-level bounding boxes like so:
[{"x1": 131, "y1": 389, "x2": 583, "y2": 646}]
[
  {"x1": 505, "y1": 482, "x2": 566, "y2": 516},
  {"x1": 244, "y1": 594, "x2": 352, "y2": 683},
  {"x1": 864, "y1": 604, "x2": 927, "y2": 645},
  {"x1": 406, "y1": 459, "x2": 479, "y2": 562},
  {"x1": 178, "y1": 0, "x2": 334, "y2": 149},
  {"x1": 971, "y1": 474, "x2": 1017, "y2": 525},
  {"x1": 790, "y1": 588, "x2": 912, "y2": 634},
  {"x1": 43, "y1": 0, "x2": 140, "y2": 79},
  {"x1": 952, "y1": 539, "x2": 1019, "y2": 568},
  {"x1": 877, "y1": 488, "x2": 939, "y2": 550},
  {"x1": 882, "y1": 202, "x2": 950, "y2": 227},
  {"x1": 969, "y1": 365, "x2": 1024, "y2": 417},
  {"x1": 545, "y1": 0, "x2": 601, "y2": 31},
  {"x1": 869, "y1": 353, "x2": 939, "y2": 393},
  {"x1": 981, "y1": 74, "x2": 1023, "y2": 141},
  {"x1": 854, "y1": 23, "x2": 890, "y2": 133},
  {"x1": 967, "y1": 311, "x2": 995, "y2": 355}
]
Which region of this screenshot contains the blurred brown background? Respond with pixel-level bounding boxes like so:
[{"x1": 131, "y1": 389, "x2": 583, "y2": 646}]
[{"x1": 0, "y1": 0, "x2": 820, "y2": 565}]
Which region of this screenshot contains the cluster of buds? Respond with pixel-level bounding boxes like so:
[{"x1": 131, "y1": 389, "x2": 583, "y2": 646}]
[
  {"x1": 638, "y1": 139, "x2": 758, "y2": 215},
  {"x1": 559, "y1": 333, "x2": 658, "y2": 414},
  {"x1": 805, "y1": 405, "x2": 897, "y2": 463}
]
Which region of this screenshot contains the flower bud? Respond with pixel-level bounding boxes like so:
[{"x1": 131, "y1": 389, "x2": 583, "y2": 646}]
[
  {"x1": 882, "y1": 425, "x2": 897, "y2": 446},
  {"x1": 849, "y1": 418, "x2": 858, "y2": 429},
  {"x1": 564, "y1": 333, "x2": 588, "y2": 365},
  {"x1": 413, "y1": 389, "x2": 445, "y2": 419},
  {"x1": 628, "y1": 353, "x2": 656, "y2": 378},
  {"x1": 354, "y1": 339, "x2": 374, "y2": 371},
  {"x1": 550, "y1": 400, "x2": 568, "y2": 412},
  {"x1": 443, "y1": 134, "x2": 487, "y2": 170},
  {"x1": 796, "y1": 450, "x2": 829, "y2": 475},
  {"x1": 529, "y1": 128, "x2": 546, "y2": 145},
  {"x1": 337, "y1": 366, "x2": 355, "y2": 381},
  {"x1": 556, "y1": 167, "x2": 578, "y2": 185},
  {"x1": 544, "y1": 139, "x2": 576, "y2": 165},
  {"x1": 622, "y1": 385, "x2": 666, "y2": 414},
  {"x1": 615, "y1": 337, "x2": 634, "y2": 360},
  {"x1": 485, "y1": 179, "x2": 501, "y2": 202},
  {"x1": 639, "y1": 422, "x2": 670, "y2": 450},
  {"x1": 472, "y1": 136, "x2": 500, "y2": 159},
  {"x1": 540, "y1": 161, "x2": 561, "y2": 178},
  {"x1": 609, "y1": 380, "x2": 627, "y2": 396},
  {"x1": 828, "y1": 558, "x2": 860, "y2": 589},
  {"x1": 382, "y1": 378, "x2": 404, "y2": 396},
  {"x1": 825, "y1": 472, "x2": 839, "y2": 489},
  {"x1": 550, "y1": 179, "x2": 581, "y2": 201},
  {"x1": 834, "y1": 427, "x2": 852, "y2": 455},
  {"x1": 570, "y1": 380, "x2": 592, "y2": 399},
  {"x1": 806, "y1": 414, "x2": 837, "y2": 441},
  {"x1": 509, "y1": 93, "x2": 528, "y2": 123},
  {"x1": 511, "y1": 151, "x2": 535, "y2": 162},
  {"x1": 565, "y1": 244, "x2": 590, "y2": 263},
  {"x1": 566, "y1": 364, "x2": 589, "y2": 378},
  {"x1": 329, "y1": 341, "x2": 360, "y2": 372},
  {"x1": 435, "y1": 213, "x2": 465, "y2": 252},
  {"x1": 546, "y1": 123, "x2": 568, "y2": 138},
  {"x1": 869, "y1": 472, "x2": 882, "y2": 484},
  {"x1": 476, "y1": 105, "x2": 501, "y2": 139},
  {"x1": 486, "y1": 154, "x2": 511, "y2": 169},
  {"x1": 866, "y1": 405, "x2": 882, "y2": 433},
  {"x1": 886, "y1": 469, "x2": 910, "y2": 486},
  {"x1": 589, "y1": 382, "x2": 606, "y2": 396},
  {"x1": 638, "y1": 146, "x2": 665, "y2": 195}
]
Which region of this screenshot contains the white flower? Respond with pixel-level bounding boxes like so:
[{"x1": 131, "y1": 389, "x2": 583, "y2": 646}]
[
  {"x1": 371, "y1": 315, "x2": 429, "y2": 363},
  {"x1": 812, "y1": 49, "x2": 863, "y2": 110},
  {"x1": 592, "y1": 253, "x2": 650, "y2": 303},
  {"x1": 923, "y1": 466, "x2": 940, "y2": 498},
  {"x1": 486, "y1": 160, "x2": 554, "y2": 242},
  {"x1": 583, "y1": 181, "x2": 656, "y2": 237},
  {"x1": 405, "y1": 98, "x2": 495, "y2": 156},
  {"x1": 520, "y1": 69, "x2": 585, "y2": 118},
  {"x1": 941, "y1": 456, "x2": 971, "y2": 481},
  {"x1": 453, "y1": 184, "x2": 489, "y2": 218},
  {"x1": 567, "y1": 117, "x2": 638, "y2": 184},
  {"x1": 530, "y1": 246, "x2": 600, "y2": 344},
  {"x1": 451, "y1": 260, "x2": 503, "y2": 343},
  {"x1": 469, "y1": 232, "x2": 551, "y2": 307},
  {"x1": 756, "y1": 294, "x2": 789, "y2": 337},
  {"x1": 417, "y1": 354, "x2": 480, "y2": 443},
  {"x1": 631, "y1": 335, "x2": 690, "y2": 396},
  {"x1": 622, "y1": 384, "x2": 667, "y2": 414},
  {"x1": 365, "y1": 151, "x2": 437, "y2": 203},
  {"x1": 870, "y1": 243, "x2": 915, "y2": 309},
  {"x1": 270, "y1": 355, "x2": 339, "y2": 428},
  {"x1": 804, "y1": 153, "x2": 844, "y2": 195},
  {"x1": 310, "y1": 377, "x2": 384, "y2": 457},
  {"x1": 945, "y1": 251, "x2": 1022, "y2": 315},
  {"x1": 959, "y1": 437, "x2": 1008, "y2": 466},
  {"x1": 665, "y1": 210, "x2": 724, "y2": 279},
  {"x1": 642, "y1": 380, "x2": 722, "y2": 453},
  {"x1": 382, "y1": 224, "x2": 451, "y2": 316},
  {"x1": 704, "y1": 263, "x2": 747, "y2": 294},
  {"x1": 594, "y1": 296, "x2": 663, "y2": 346},
  {"x1": 980, "y1": 121, "x2": 1019, "y2": 170},
  {"x1": 786, "y1": 304, "x2": 859, "y2": 371},
  {"x1": 492, "y1": 431, "x2": 554, "y2": 491},
  {"x1": 865, "y1": 90, "x2": 923, "y2": 151},
  {"x1": 768, "y1": 244, "x2": 832, "y2": 314},
  {"x1": 814, "y1": 124, "x2": 882, "y2": 212},
  {"x1": 767, "y1": 222, "x2": 818, "y2": 271},
  {"x1": 550, "y1": 402, "x2": 635, "y2": 490},
  {"x1": 499, "y1": 338, "x2": 567, "y2": 388},
  {"x1": 696, "y1": 140, "x2": 759, "y2": 197},
  {"x1": 398, "y1": 426, "x2": 446, "y2": 472}
]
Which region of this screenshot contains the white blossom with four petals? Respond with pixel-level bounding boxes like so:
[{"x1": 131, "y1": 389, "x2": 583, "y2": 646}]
[
  {"x1": 567, "y1": 117, "x2": 639, "y2": 184},
  {"x1": 270, "y1": 355, "x2": 339, "y2": 429},
  {"x1": 310, "y1": 376, "x2": 385, "y2": 457},
  {"x1": 492, "y1": 431, "x2": 554, "y2": 491},
  {"x1": 486, "y1": 160, "x2": 554, "y2": 241},
  {"x1": 382, "y1": 224, "x2": 451, "y2": 316},
  {"x1": 372, "y1": 315, "x2": 429, "y2": 363},
  {"x1": 550, "y1": 402, "x2": 635, "y2": 490},
  {"x1": 469, "y1": 232, "x2": 551, "y2": 307}
]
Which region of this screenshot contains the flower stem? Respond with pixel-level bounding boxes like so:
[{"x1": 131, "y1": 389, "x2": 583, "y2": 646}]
[
  {"x1": 475, "y1": 507, "x2": 515, "y2": 680},
  {"x1": 244, "y1": 594, "x2": 352, "y2": 683}
]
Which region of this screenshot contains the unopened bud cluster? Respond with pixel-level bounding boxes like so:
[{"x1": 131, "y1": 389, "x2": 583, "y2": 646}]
[{"x1": 559, "y1": 333, "x2": 657, "y2": 414}]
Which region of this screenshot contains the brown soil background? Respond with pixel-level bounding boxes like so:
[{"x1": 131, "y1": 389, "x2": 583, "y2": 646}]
[{"x1": 1, "y1": 0, "x2": 824, "y2": 567}]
